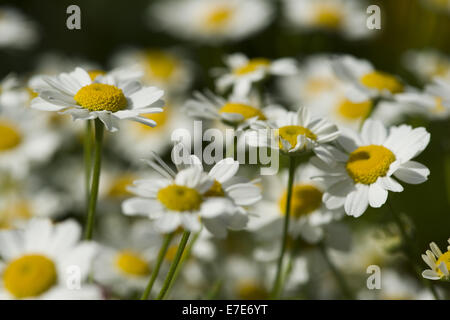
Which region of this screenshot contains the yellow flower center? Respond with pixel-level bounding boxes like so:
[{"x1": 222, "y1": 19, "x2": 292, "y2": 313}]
[
  {"x1": 0, "y1": 120, "x2": 22, "y2": 152},
  {"x1": 278, "y1": 125, "x2": 317, "y2": 150},
  {"x1": 88, "y1": 70, "x2": 106, "y2": 81},
  {"x1": 107, "y1": 175, "x2": 135, "y2": 198},
  {"x1": 346, "y1": 145, "x2": 396, "y2": 184},
  {"x1": 115, "y1": 251, "x2": 150, "y2": 276},
  {"x1": 144, "y1": 51, "x2": 178, "y2": 81},
  {"x1": 204, "y1": 6, "x2": 233, "y2": 30},
  {"x1": 26, "y1": 87, "x2": 39, "y2": 100},
  {"x1": 3, "y1": 254, "x2": 57, "y2": 299},
  {"x1": 74, "y1": 83, "x2": 127, "y2": 112},
  {"x1": 204, "y1": 180, "x2": 225, "y2": 197},
  {"x1": 236, "y1": 280, "x2": 268, "y2": 300},
  {"x1": 157, "y1": 184, "x2": 203, "y2": 212},
  {"x1": 233, "y1": 58, "x2": 271, "y2": 76},
  {"x1": 0, "y1": 200, "x2": 32, "y2": 229},
  {"x1": 360, "y1": 71, "x2": 404, "y2": 94},
  {"x1": 436, "y1": 251, "x2": 450, "y2": 277},
  {"x1": 315, "y1": 6, "x2": 342, "y2": 28},
  {"x1": 219, "y1": 103, "x2": 266, "y2": 122},
  {"x1": 305, "y1": 77, "x2": 336, "y2": 97},
  {"x1": 279, "y1": 184, "x2": 323, "y2": 218},
  {"x1": 337, "y1": 99, "x2": 373, "y2": 120},
  {"x1": 433, "y1": 97, "x2": 446, "y2": 114}
]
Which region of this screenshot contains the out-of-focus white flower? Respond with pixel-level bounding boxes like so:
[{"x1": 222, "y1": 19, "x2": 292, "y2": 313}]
[
  {"x1": 111, "y1": 48, "x2": 193, "y2": 94},
  {"x1": 403, "y1": 49, "x2": 450, "y2": 83},
  {"x1": 31, "y1": 67, "x2": 165, "y2": 132},
  {"x1": 248, "y1": 164, "x2": 343, "y2": 243},
  {"x1": 0, "y1": 219, "x2": 101, "y2": 299},
  {"x1": 282, "y1": 0, "x2": 372, "y2": 39},
  {"x1": 312, "y1": 120, "x2": 430, "y2": 217},
  {"x1": 216, "y1": 53, "x2": 298, "y2": 97},
  {"x1": 149, "y1": 0, "x2": 273, "y2": 43},
  {"x1": 0, "y1": 7, "x2": 38, "y2": 49},
  {"x1": 0, "y1": 74, "x2": 29, "y2": 109},
  {"x1": 333, "y1": 55, "x2": 404, "y2": 102},
  {"x1": 421, "y1": 238, "x2": 450, "y2": 281}
]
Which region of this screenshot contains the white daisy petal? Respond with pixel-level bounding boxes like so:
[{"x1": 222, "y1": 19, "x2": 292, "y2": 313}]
[{"x1": 393, "y1": 161, "x2": 430, "y2": 184}]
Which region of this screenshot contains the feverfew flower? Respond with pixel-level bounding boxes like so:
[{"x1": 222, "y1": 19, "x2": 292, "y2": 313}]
[
  {"x1": 403, "y1": 49, "x2": 450, "y2": 83},
  {"x1": 0, "y1": 219, "x2": 100, "y2": 299},
  {"x1": 333, "y1": 55, "x2": 404, "y2": 103},
  {"x1": 0, "y1": 74, "x2": 29, "y2": 109},
  {"x1": 421, "y1": 239, "x2": 450, "y2": 281},
  {"x1": 282, "y1": 0, "x2": 371, "y2": 40},
  {"x1": 216, "y1": 53, "x2": 298, "y2": 97},
  {"x1": 312, "y1": 120, "x2": 430, "y2": 217},
  {"x1": 30, "y1": 67, "x2": 164, "y2": 132},
  {"x1": 149, "y1": 0, "x2": 273, "y2": 43},
  {"x1": 0, "y1": 7, "x2": 38, "y2": 49}
]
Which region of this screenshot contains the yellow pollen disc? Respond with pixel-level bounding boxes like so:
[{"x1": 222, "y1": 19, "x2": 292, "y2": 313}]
[
  {"x1": 219, "y1": 103, "x2": 266, "y2": 122},
  {"x1": 26, "y1": 87, "x2": 39, "y2": 100},
  {"x1": 144, "y1": 51, "x2": 178, "y2": 81},
  {"x1": 234, "y1": 58, "x2": 271, "y2": 76},
  {"x1": 337, "y1": 99, "x2": 373, "y2": 120},
  {"x1": 279, "y1": 184, "x2": 323, "y2": 218},
  {"x1": 137, "y1": 108, "x2": 169, "y2": 133},
  {"x1": 157, "y1": 184, "x2": 202, "y2": 212},
  {"x1": 436, "y1": 251, "x2": 450, "y2": 277},
  {"x1": 360, "y1": 71, "x2": 404, "y2": 94},
  {"x1": 88, "y1": 70, "x2": 106, "y2": 81},
  {"x1": 346, "y1": 145, "x2": 396, "y2": 184},
  {"x1": 116, "y1": 251, "x2": 150, "y2": 276},
  {"x1": 277, "y1": 125, "x2": 317, "y2": 150},
  {"x1": 0, "y1": 201, "x2": 32, "y2": 229},
  {"x1": 3, "y1": 254, "x2": 57, "y2": 298},
  {"x1": 107, "y1": 175, "x2": 135, "y2": 198},
  {"x1": 74, "y1": 83, "x2": 127, "y2": 112},
  {"x1": 0, "y1": 120, "x2": 22, "y2": 152},
  {"x1": 237, "y1": 281, "x2": 268, "y2": 300},
  {"x1": 204, "y1": 6, "x2": 233, "y2": 30},
  {"x1": 433, "y1": 97, "x2": 446, "y2": 114},
  {"x1": 204, "y1": 180, "x2": 225, "y2": 197},
  {"x1": 315, "y1": 6, "x2": 342, "y2": 28}
]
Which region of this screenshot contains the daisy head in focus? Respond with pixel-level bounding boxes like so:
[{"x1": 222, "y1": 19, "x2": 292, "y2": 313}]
[
  {"x1": 111, "y1": 48, "x2": 193, "y2": 94},
  {"x1": 149, "y1": 0, "x2": 273, "y2": 43},
  {"x1": 248, "y1": 163, "x2": 343, "y2": 244},
  {"x1": 30, "y1": 67, "x2": 165, "y2": 132},
  {"x1": 122, "y1": 150, "x2": 261, "y2": 237},
  {"x1": 332, "y1": 55, "x2": 405, "y2": 103},
  {"x1": 0, "y1": 218, "x2": 101, "y2": 299},
  {"x1": 215, "y1": 53, "x2": 298, "y2": 97},
  {"x1": 247, "y1": 106, "x2": 340, "y2": 156},
  {"x1": 282, "y1": 0, "x2": 372, "y2": 40},
  {"x1": 312, "y1": 119, "x2": 430, "y2": 217},
  {"x1": 421, "y1": 238, "x2": 450, "y2": 281},
  {"x1": 0, "y1": 6, "x2": 38, "y2": 50}
]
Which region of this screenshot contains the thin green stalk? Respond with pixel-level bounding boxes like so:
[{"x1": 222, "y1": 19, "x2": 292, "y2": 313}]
[
  {"x1": 271, "y1": 156, "x2": 296, "y2": 298},
  {"x1": 204, "y1": 279, "x2": 223, "y2": 300},
  {"x1": 386, "y1": 200, "x2": 440, "y2": 300},
  {"x1": 319, "y1": 242, "x2": 355, "y2": 300},
  {"x1": 140, "y1": 232, "x2": 175, "y2": 300},
  {"x1": 84, "y1": 120, "x2": 93, "y2": 205},
  {"x1": 157, "y1": 231, "x2": 191, "y2": 300},
  {"x1": 84, "y1": 119, "x2": 104, "y2": 240}
]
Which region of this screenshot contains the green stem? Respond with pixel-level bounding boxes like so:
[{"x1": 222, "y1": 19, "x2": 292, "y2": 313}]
[
  {"x1": 204, "y1": 279, "x2": 223, "y2": 300},
  {"x1": 157, "y1": 231, "x2": 191, "y2": 300},
  {"x1": 271, "y1": 156, "x2": 296, "y2": 298},
  {"x1": 386, "y1": 200, "x2": 440, "y2": 300},
  {"x1": 84, "y1": 119, "x2": 104, "y2": 240},
  {"x1": 84, "y1": 121, "x2": 93, "y2": 206},
  {"x1": 140, "y1": 232, "x2": 175, "y2": 300},
  {"x1": 319, "y1": 242, "x2": 355, "y2": 299}
]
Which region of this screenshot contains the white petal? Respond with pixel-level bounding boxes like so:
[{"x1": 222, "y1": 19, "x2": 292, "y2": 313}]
[
  {"x1": 368, "y1": 182, "x2": 388, "y2": 208},
  {"x1": 393, "y1": 161, "x2": 430, "y2": 184},
  {"x1": 209, "y1": 158, "x2": 239, "y2": 183},
  {"x1": 155, "y1": 214, "x2": 181, "y2": 233},
  {"x1": 344, "y1": 184, "x2": 369, "y2": 217}
]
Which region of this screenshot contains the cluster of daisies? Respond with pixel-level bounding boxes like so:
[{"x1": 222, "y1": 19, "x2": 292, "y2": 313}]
[{"x1": 0, "y1": 0, "x2": 449, "y2": 300}]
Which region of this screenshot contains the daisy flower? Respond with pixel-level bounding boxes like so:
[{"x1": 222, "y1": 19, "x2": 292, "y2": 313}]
[
  {"x1": 282, "y1": 0, "x2": 372, "y2": 40},
  {"x1": 247, "y1": 106, "x2": 340, "y2": 155},
  {"x1": 111, "y1": 48, "x2": 193, "y2": 94},
  {"x1": 0, "y1": 7, "x2": 38, "y2": 49},
  {"x1": 30, "y1": 67, "x2": 164, "y2": 132},
  {"x1": 0, "y1": 218, "x2": 101, "y2": 299},
  {"x1": 149, "y1": 0, "x2": 273, "y2": 43},
  {"x1": 312, "y1": 119, "x2": 431, "y2": 217},
  {"x1": 215, "y1": 53, "x2": 298, "y2": 97},
  {"x1": 421, "y1": 238, "x2": 450, "y2": 281},
  {"x1": 395, "y1": 87, "x2": 450, "y2": 120},
  {"x1": 403, "y1": 49, "x2": 450, "y2": 83},
  {"x1": 0, "y1": 74, "x2": 29, "y2": 110},
  {"x1": 0, "y1": 107, "x2": 60, "y2": 178},
  {"x1": 248, "y1": 164, "x2": 343, "y2": 243},
  {"x1": 122, "y1": 152, "x2": 252, "y2": 237},
  {"x1": 332, "y1": 55, "x2": 405, "y2": 103}
]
